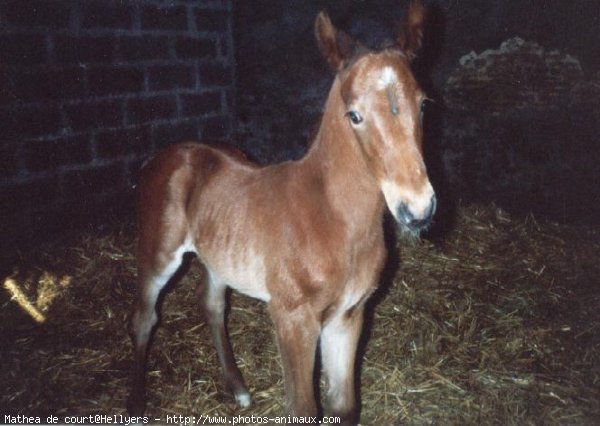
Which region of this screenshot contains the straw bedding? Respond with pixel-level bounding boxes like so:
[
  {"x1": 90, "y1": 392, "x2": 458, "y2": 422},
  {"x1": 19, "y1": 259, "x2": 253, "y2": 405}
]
[{"x1": 1, "y1": 203, "x2": 598, "y2": 424}]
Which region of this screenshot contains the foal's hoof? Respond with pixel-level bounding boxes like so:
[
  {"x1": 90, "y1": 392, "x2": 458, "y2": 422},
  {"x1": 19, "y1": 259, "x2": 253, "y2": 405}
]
[
  {"x1": 234, "y1": 389, "x2": 252, "y2": 408},
  {"x1": 127, "y1": 393, "x2": 146, "y2": 417}
]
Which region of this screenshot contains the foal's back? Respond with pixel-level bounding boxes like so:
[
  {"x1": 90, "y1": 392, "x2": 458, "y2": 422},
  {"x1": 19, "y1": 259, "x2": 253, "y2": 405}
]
[{"x1": 137, "y1": 142, "x2": 350, "y2": 306}]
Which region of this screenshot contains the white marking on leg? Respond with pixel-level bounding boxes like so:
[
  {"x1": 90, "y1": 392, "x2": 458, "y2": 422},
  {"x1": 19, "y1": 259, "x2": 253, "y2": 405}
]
[
  {"x1": 148, "y1": 235, "x2": 196, "y2": 303},
  {"x1": 235, "y1": 391, "x2": 252, "y2": 408},
  {"x1": 321, "y1": 310, "x2": 358, "y2": 414},
  {"x1": 322, "y1": 291, "x2": 362, "y2": 393},
  {"x1": 322, "y1": 325, "x2": 348, "y2": 393}
]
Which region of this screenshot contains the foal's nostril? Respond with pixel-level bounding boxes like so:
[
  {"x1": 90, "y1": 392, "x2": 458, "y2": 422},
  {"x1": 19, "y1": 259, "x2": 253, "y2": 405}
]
[
  {"x1": 397, "y1": 194, "x2": 436, "y2": 230},
  {"x1": 397, "y1": 203, "x2": 422, "y2": 229}
]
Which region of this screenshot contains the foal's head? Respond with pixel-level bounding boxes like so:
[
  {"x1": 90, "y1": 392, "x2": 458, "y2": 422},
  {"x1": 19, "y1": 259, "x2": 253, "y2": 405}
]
[{"x1": 316, "y1": 1, "x2": 436, "y2": 236}]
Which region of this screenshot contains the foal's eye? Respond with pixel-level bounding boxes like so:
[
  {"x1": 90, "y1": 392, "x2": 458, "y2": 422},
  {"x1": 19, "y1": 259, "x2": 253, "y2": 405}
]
[{"x1": 346, "y1": 111, "x2": 363, "y2": 125}]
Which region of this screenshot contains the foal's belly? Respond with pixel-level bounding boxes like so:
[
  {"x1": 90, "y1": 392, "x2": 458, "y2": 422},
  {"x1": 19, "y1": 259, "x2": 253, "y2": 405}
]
[{"x1": 201, "y1": 247, "x2": 272, "y2": 302}]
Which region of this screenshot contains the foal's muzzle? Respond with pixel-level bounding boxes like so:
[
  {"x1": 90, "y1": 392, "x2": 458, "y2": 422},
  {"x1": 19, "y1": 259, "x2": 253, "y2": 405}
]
[{"x1": 397, "y1": 194, "x2": 437, "y2": 231}]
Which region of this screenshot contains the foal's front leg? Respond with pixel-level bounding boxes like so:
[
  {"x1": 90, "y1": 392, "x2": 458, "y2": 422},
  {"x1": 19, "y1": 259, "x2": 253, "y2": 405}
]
[
  {"x1": 320, "y1": 307, "x2": 365, "y2": 425},
  {"x1": 270, "y1": 303, "x2": 321, "y2": 422}
]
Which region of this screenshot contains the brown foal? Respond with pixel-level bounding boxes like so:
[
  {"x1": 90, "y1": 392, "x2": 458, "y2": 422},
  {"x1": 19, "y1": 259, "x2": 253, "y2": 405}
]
[{"x1": 128, "y1": 2, "x2": 435, "y2": 424}]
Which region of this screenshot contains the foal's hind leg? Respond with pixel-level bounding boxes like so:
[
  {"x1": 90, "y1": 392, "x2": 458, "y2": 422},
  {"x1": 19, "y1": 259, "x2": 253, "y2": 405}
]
[
  {"x1": 201, "y1": 269, "x2": 251, "y2": 407},
  {"x1": 128, "y1": 242, "x2": 187, "y2": 415}
]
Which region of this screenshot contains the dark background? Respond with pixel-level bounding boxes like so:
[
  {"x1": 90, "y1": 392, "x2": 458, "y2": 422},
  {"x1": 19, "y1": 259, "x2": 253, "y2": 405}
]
[
  {"x1": 234, "y1": 0, "x2": 600, "y2": 226},
  {"x1": 1, "y1": 0, "x2": 599, "y2": 258}
]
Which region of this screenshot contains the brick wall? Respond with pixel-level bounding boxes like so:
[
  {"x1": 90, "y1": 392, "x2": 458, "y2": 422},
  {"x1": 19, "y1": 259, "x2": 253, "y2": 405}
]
[{"x1": 0, "y1": 0, "x2": 234, "y2": 251}]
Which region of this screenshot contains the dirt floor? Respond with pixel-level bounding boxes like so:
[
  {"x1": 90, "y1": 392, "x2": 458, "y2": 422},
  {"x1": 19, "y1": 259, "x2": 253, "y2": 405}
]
[{"x1": 1, "y1": 203, "x2": 599, "y2": 425}]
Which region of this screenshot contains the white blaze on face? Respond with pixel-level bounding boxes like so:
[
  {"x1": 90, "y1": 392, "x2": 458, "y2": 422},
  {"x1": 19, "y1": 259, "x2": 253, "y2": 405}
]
[
  {"x1": 377, "y1": 66, "x2": 397, "y2": 90},
  {"x1": 375, "y1": 66, "x2": 415, "y2": 142},
  {"x1": 380, "y1": 179, "x2": 435, "y2": 223}
]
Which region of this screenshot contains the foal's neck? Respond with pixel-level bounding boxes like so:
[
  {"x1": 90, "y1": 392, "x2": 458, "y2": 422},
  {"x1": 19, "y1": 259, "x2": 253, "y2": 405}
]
[{"x1": 300, "y1": 76, "x2": 385, "y2": 228}]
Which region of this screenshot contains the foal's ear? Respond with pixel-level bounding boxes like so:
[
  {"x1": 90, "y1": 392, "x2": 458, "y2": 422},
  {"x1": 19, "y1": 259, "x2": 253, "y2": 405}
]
[
  {"x1": 397, "y1": 0, "x2": 425, "y2": 61},
  {"x1": 315, "y1": 11, "x2": 355, "y2": 71}
]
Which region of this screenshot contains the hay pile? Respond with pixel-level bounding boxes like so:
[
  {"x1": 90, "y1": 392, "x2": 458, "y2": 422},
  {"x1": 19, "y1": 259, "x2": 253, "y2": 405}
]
[{"x1": 1, "y1": 204, "x2": 598, "y2": 424}]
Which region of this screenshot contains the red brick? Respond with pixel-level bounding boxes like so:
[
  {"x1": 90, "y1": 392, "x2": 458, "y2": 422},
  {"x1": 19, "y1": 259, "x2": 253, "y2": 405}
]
[
  {"x1": 175, "y1": 37, "x2": 216, "y2": 59},
  {"x1": 65, "y1": 100, "x2": 124, "y2": 131},
  {"x1": 96, "y1": 126, "x2": 151, "y2": 159},
  {"x1": 0, "y1": 34, "x2": 47, "y2": 65},
  {"x1": 81, "y1": 2, "x2": 134, "y2": 29},
  {"x1": 141, "y1": 5, "x2": 188, "y2": 31},
  {"x1": 3, "y1": 0, "x2": 71, "y2": 29},
  {"x1": 195, "y1": 9, "x2": 229, "y2": 33},
  {"x1": 88, "y1": 67, "x2": 145, "y2": 96},
  {"x1": 126, "y1": 96, "x2": 178, "y2": 125},
  {"x1": 115, "y1": 35, "x2": 171, "y2": 62},
  {"x1": 24, "y1": 136, "x2": 92, "y2": 173},
  {"x1": 199, "y1": 62, "x2": 231, "y2": 86},
  {"x1": 0, "y1": 106, "x2": 62, "y2": 139},
  {"x1": 181, "y1": 91, "x2": 221, "y2": 117},
  {"x1": 13, "y1": 68, "x2": 86, "y2": 101},
  {"x1": 54, "y1": 36, "x2": 116, "y2": 65},
  {"x1": 148, "y1": 65, "x2": 195, "y2": 91}
]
